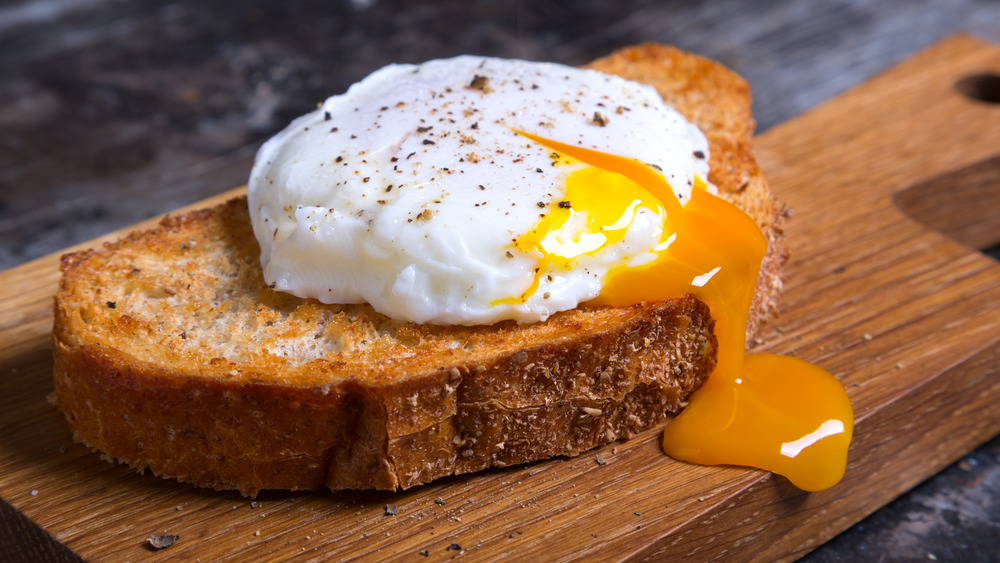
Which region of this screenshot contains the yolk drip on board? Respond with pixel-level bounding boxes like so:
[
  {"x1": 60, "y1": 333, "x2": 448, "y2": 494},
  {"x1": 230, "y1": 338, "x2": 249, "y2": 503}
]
[{"x1": 514, "y1": 130, "x2": 854, "y2": 492}]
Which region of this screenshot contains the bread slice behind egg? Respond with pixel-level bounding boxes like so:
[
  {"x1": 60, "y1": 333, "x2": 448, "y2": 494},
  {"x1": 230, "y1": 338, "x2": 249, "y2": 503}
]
[{"x1": 52, "y1": 44, "x2": 785, "y2": 495}]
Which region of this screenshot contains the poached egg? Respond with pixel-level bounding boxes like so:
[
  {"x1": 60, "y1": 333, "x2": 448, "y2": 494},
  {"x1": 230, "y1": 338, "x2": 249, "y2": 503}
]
[
  {"x1": 248, "y1": 55, "x2": 853, "y2": 492},
  {"x1": 248, "y1": 56, "x2": 710, "y2": 325}
]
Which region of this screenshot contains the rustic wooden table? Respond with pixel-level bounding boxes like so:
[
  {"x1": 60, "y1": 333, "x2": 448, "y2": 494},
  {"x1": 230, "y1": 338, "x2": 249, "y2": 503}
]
[{"x1": 2, "y1": 1, "x2": 999, "y2": 561}]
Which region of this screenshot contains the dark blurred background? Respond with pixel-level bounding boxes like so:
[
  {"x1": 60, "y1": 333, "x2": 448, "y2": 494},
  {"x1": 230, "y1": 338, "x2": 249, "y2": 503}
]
[{"x1": 1, "y1": 1, "x2": 998, "y2": 560}]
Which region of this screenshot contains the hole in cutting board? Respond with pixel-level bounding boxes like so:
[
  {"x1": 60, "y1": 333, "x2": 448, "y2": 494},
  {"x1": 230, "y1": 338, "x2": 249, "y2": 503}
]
[
  {"x1": 955, "y1": 72, "x2": 1000, "y2": 104},
  {"x1": 893, "y1": 154, "x2": 1000, "y2": 261}
]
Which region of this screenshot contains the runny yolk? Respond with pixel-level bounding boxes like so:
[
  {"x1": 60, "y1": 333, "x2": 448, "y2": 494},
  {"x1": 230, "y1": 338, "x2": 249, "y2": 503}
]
[
  {"x1": 496, "y1": 158, "x2": 666, "y2": 304},
  {"x1": 514, "y1": 130, "x2": 854, "y2": 492}
]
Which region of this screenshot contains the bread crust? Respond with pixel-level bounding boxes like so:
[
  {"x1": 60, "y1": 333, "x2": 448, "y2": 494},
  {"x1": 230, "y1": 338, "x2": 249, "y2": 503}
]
[{"x1": 52, "y1": 44, "x2": 782, "y2": 495}]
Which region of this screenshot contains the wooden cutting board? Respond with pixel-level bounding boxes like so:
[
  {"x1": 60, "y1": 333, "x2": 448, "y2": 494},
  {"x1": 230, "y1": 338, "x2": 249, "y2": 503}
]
[{"x1": 1, "y1": 35, "x2": 999, "y2": 562}]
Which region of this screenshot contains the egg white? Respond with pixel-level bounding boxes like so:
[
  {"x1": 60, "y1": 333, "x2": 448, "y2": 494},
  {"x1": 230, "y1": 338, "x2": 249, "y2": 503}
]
[{"x1": 248, "y1": 56, "x2": 711, "y2": 325}]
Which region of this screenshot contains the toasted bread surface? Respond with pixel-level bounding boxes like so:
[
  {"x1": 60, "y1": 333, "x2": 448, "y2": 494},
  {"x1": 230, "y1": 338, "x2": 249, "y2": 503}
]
[{"x1": 53, "y1": 44, "x2": 783, "y2": 495}]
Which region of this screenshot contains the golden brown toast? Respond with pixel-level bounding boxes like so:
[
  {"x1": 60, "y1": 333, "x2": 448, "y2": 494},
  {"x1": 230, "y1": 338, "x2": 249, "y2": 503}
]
[{"x1": 52, "y1": 44, "x2": 785, "y2": 496}]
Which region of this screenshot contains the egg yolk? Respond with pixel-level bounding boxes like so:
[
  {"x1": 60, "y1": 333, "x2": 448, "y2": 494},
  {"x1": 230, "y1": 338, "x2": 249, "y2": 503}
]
[
  {"x1": 514, "y1": 130, "x2": 854, "y2": 492},
  {"x1": 497, "y1": 160, "x2": 666, "y2": 304}
]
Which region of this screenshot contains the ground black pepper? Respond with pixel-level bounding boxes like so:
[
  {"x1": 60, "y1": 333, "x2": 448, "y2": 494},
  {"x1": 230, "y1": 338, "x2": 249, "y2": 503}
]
[{"x1": 468, "y1": 74, "x2": 491, "y2": 92}]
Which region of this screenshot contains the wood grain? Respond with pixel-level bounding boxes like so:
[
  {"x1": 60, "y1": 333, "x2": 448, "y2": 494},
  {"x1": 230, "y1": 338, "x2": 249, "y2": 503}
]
[{"x1": 1, "y1": 35, "x2": 999, "y2": 561}]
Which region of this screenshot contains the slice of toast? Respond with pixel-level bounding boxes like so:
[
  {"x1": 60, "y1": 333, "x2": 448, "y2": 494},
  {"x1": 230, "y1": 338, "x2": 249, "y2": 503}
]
[{"x1": 52, "y1": 44, "x2": 785, "y2": 496}]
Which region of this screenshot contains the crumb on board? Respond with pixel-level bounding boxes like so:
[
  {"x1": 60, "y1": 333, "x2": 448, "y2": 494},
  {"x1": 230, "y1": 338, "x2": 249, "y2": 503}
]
[{"x1": 146, "y1": 534, "x2": 179, "y2": 550}]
